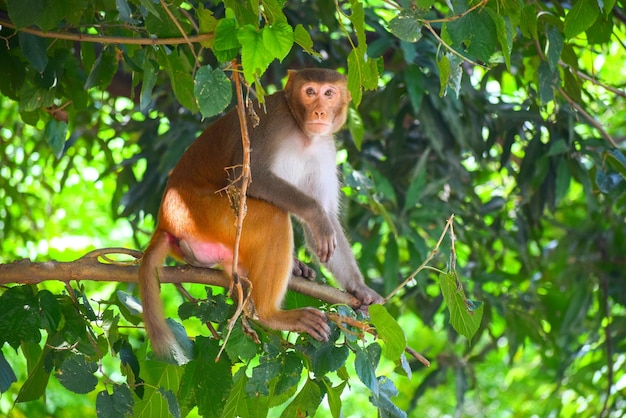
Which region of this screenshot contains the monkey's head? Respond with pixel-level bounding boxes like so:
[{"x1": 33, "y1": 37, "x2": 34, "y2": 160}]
[{"x1": 284, "y1": 69, "x2": 352, "y2": 138}]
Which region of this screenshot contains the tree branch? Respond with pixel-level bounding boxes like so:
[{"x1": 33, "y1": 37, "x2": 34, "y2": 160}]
[
  {"x1": 0, "y1": 248, "x2": 361, "y2": 308},
  {"x1": 0, "y1": 18, "x2": 213, "y2": 46}
]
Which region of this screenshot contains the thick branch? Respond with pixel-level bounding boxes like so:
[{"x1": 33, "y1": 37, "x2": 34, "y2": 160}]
[{"x1": 0, "y1": 250, "x2": 361, "y2": 308}]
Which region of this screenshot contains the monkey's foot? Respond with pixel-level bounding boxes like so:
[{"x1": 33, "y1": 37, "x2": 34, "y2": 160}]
[{"x1": 292, "y1": 258, "x2": 316, "y2": 280}]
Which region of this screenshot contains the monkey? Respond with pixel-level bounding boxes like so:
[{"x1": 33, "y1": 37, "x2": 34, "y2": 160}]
[{"x1": 139, "y1": 68, "x2": 383, "y2": 359}]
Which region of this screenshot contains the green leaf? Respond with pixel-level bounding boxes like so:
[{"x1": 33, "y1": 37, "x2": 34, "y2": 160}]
[
  {"x1": 140, "y1": 58, "x2": 158, "y2": 111},
  {"x1": 262, "y1": 0, "x2": 288, "y2": 24},
  {"x1": 280, "y1": 378, "x2": 323, "y2": 418},
  {"x1": 18, "y1": 32, "x2": 48, "y2": 73},
  {"x1": 310, "y1": 342, "x2": 350, "y2": 376},
  {"x1": 370, "y1": 377, "x2": 406, "y2": 418},
  {"x1": 194, "y1": 66, "x2": 232, "y2": 119},
  {"x1": 321, "y1": 379, "x2": 346, "y2": 418},
  {"x1": 197, "y1": 6, "x2": 218, "y2": 48},
  {"x1": 564, "y1": 0, "x2": 600, "y2": 39},
  {"x1": 355, "y1": 343, "x2": 381, "y2": 396},
  {"x1": 404, "y1": 65, "x2": 425, "y2": 113},
  {"x1": 388, "y1": 9, "x2": 423, "y2": 43},
  {"x1": 348, "y1": 107, "x2": 364, "y2": 150},
  {"x1": 214, "y1": 18, "x2": 241, "y2": 58},
  {"x1": 161, "y1": 49, "x2": 199, "y2": 113},
  {"x1": 44, "y1": 119, "x2": 68, "y2": 159},
  {"x1": 486, "y1": 7, "x2": 513, "y2": 70},
  {"x1": 438, "y1": 272, "x2": 483, "y2": 340},
  {"x1": 56, "y1": 354, "x2": 98, "y2": 394},
  {"x1": 586, "y1": 15, "x2": 613, "y2": 45},
  {"x1": 179, "y1": 337, "x2": 232, "y2": 418},
  {"x1": 238, "y1": 25, "x2": 273, "y2": 85},
  {"x1": 84, "y1": 49, "x2": 117, "y2": 90},
  {"x1": 139, "y1": 0, "x2": 161, "y2": 17},
  {"x1": 37, "y1": 290, "x2": 62, "y2": 332},
  {"x1": 222, "y1": 369, "x2": 249, "y2": 418},
  {"x1": 263, "y1": 22, "x2": 294, "y2": 62},
  {"x1": 445, "y1": 9, "x2": 497, "y2": 63},
  {"x1": 294, "y1": 24, "x2": 320, "y2": 57},
  {"x1": 0, "y1": 352, "x2": 17, "y2": 393},
  {"x1": 96, "y1": 385, "x2": 134, "y2": 418},
  {"x1": 116, "y1": 0, "x2": 139, "y2": 24},
  {"x1": 545, "y1": 26, "x2": 564, "y2": 71},
  {"x1": 369, "y1": 305, "x2": 406, "y2": 362},
  {"x1": 16, "y1": 344, "x2": 50, "y2": 402},
  {"x1": 538, "y1": 61, "x2": 559, "y2": 104},
  {"x1": 6, "y1": 0, "x2": 44, "y2": 29}
]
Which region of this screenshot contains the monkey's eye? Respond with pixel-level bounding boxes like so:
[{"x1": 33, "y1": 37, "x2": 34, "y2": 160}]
[
  {"x1": 305, "y1": 87, "x2": 316, "y2": 96},
  {"x1": 324, "y1": 89, "x2": 335, "y2": 97}
]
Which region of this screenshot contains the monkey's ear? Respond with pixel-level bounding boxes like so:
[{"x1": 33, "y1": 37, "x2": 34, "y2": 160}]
[{"x1": 285, "y1": 69, "x2": 298, "y2": 90}]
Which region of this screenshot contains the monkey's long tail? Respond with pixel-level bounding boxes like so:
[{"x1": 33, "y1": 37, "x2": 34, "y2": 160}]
[{"x1": 138, "y1": 230, "x2": 179, "y2": 361}]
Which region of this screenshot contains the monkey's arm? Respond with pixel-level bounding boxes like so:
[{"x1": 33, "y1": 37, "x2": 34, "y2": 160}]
[
  {"x1": 305, "y1": 218, "x2": 383, "y2": 306},
  {"x1": 247, "y1": 171, "x2": 337, "y2": 262}
]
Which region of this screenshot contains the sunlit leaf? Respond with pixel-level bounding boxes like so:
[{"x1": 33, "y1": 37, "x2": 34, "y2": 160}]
[
  {"x1": 388, "y1": 9, "x2": 423, "y2": 43},
  {"x1": 564, "y1": 0, "x2": 600, "y2": 39},
  {"x1": 439, "y1": 272, "x2": 483, "y2": 340},
  {"x1": 263, "y1": 22, "x2": 294, "y2": 62},
  {"x1": 369, "y1": 305, "x2": 406, "y2": 361}
]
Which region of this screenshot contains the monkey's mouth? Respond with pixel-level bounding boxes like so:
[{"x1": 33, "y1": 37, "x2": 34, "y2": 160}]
[{"x1": 306, "y1": 122, "x2": 331, "y2": 133}]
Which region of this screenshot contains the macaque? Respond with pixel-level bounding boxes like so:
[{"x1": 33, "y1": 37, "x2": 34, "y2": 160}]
[{"x1": 139, "y1": 68, "x2": 382, "y2": 359}]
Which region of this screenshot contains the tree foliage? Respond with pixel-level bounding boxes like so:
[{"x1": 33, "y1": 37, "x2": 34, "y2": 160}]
[{"x1": 1, "y1": 0, "x2": 626, "y2": 416}]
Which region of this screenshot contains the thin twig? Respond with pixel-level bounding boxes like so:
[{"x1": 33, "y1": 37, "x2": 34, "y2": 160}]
[
  {"x1": 159, "y1": 0, "x2": 199, "y2": 66},
  {"x1": 0, "y1": 18, "x2": 213, "y2": 46},
  {"x1": 384, "y1": 214, "x2": 455, "y2": 303}
]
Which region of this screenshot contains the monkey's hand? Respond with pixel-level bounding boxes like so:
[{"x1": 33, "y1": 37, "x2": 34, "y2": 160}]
[
  {"x1": 292, "y1": 258, "x2": 316, "y2": 279},
  {"x1": 348, "y1": 284, "x2": 384, "y2": 307},
  {"x1": 309, "y1": 215, "x2": 337, "y2": 263}
]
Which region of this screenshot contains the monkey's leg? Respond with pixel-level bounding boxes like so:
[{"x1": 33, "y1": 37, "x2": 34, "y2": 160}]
[{"x1": 241, "y1": 198, "x2": 331, "y2": 342}]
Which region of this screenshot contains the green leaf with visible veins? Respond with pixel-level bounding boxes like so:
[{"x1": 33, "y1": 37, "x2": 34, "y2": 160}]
[{"x1": 439, "y1": 272, "x2": 483, "y2": 340}]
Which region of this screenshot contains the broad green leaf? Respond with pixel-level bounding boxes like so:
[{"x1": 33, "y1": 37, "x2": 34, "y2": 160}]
[
  {"x1": 348, "y1": 107, "x2": 364, "y2": 150},
  {"x1": 370, "y1": 377, "x2": 406, "y2": 418},
  {"x1": 354, "y1": 343, "x2": 381, "y2": 396},
  {"x1": 6, "y1": 0, "x2": 44, "y2": 29},
  {"x1": 545, "y1": 26, "x2": 564, "y2": 71},
  {"x1": 404, "y1": 65, "x2": 425, "y2": 113},
  {"x1": 445, "y1": 9, "x2": 497, "y2": 63},
  {"x1": 555, "y1": 159, "x2": 571, "y2": 205},
  {"x1": 37, "y1": 290, "x2": 62, "y2": 331},
  {"x1": 246, "y1": 360, "x2": 281, "y2": 397},
  {"x1": 564, "y1": 0, "x2": 600, "y2": 39},
  {"x1": 263, "y1": 22, "x2": 294, "y2": 62},
  {"x1": 538, "y1": 61, "x2": 559, "y2": 104},
  {"x1": 388, "y1": 9, "x2": 423, "y2": 43},
  {"x1": 194, "y1": 66, "x2": 232, "y2": 119},
  {"x1": 485, "y1": 7, "x2": 513, "y2": 70},
  {"x1": 222, "y1": 369, "x2": 248, "y2": 418},
  {"x1": 238, "y1": 25, "x2": 273, "y2": 85},
  {"x1": 18, "y1": 32, "x2": 48, "y2": 73},
  {"x1": 179, "y1": 337, "x2": 232, "y2": 418},
  {"x1": 139, "y1": 0, "x2": 161, "y2": 17},
  {"x1": 294, "y1": 24, "x2": 320, "y2": 57},
  {"x1": 519, "y1": 4, "x2": 538, "y2": 39},
  {"x1": 274, "y1": 352, "x2": 304, "y2": 396},
  {"x1": 348, "y1": 0, "x2": 366, "y2": 47},
  {"x1": 116, "y1": 0, "x2": 139, "y2": 24},
  {"x1": 605, "y1": 149, "x2": 626, "y2": 179},
  {"x1": 586, "y1": 15, "x2": 613, "y2": 45},
  {"x1": 310, "y1": 342, "x2": 350, "y2": 376},
  {"x1": 19, "y1": 83, "x2": 55, "y2": 113},
  {"x1": 279, "y1": 378, "x2": 323, "y2": 418},
  {"x1": 159, "y1": 388, "x2": 181, "y2": 418},
  {"x1": 321, "y1": 379, "x2": 346, "y2": 418},
  {"x1": 44, "y1": 120, "x2": 68, "y2": 159},
  {"x1": 224, "y1": 0, "x2": 259, "y2": 27},
  {"x1": 197, "y1": 6, "x2": 218, "y2": 48},
  {"x1": 146, "y1": 7, "x2": 190, "y2": 37},
  {"x1": 369, "y1": 305, "x2": 406, "y2": 361},
  {"x1": 438, "y1": 272, "x2": 483, "y2": 340},
  {"x1": 84, "y1": 49, "x2": 117, "y2": 90},
  {"x1": 262, "y1": 0, "x2": 288, "y2": 23},
  {"x1": 214, "y1": 18, "x2": 241, "y2": 51},
  {"x1": 162, "y1": 50, "x2": 199, "y2": 112},
  {"x1": 56, "y1": 354, "x2": 98, "y2": 394},
  {"x1": 16, "y1": 345, "x2": 50, "y2": 402},
  {"x1": 96, "y1": 385, "x2": 134, "y2": 418},
  {"x1": 347, "y1": 49, "x2": 379, "y2": 106},
  {"x1": 0, "y1": 352, "x2": 17, "y2": 393}
]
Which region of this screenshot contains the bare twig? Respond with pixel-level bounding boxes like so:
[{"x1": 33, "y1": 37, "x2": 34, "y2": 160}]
[
  {"x1": 0, "y1": 18, "x2": 213, "y2": 46},
  {"x1": 384, "y1": 214, "x2": 455, "y2": 302},
  {"x1": 159, "y1": 0, "x2": 199, "y2": 66}
]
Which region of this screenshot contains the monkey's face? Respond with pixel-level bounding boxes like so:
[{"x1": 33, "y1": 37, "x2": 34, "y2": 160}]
[{"x1": 298, "y1": 82, "x2": 350, "y2": 137}]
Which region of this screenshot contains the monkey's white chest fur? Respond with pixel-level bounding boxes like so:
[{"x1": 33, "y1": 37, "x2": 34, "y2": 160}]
[{"x1": 271, "y1": 135, "x2": 339, "y2": 214}]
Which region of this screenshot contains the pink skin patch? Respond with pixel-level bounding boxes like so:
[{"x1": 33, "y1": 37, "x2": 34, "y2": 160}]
[{"x1": 165, "y1": 232, "x2": 234, "y2": 268}]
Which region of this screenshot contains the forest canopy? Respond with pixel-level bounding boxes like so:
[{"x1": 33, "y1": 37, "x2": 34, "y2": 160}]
[{"x1": 1, "y1": 0, "x2": 625, "y2": 417}]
